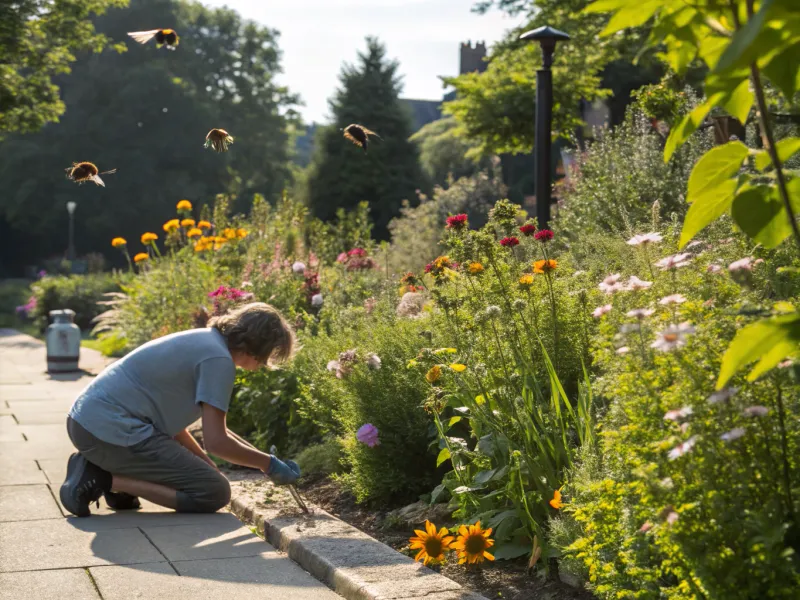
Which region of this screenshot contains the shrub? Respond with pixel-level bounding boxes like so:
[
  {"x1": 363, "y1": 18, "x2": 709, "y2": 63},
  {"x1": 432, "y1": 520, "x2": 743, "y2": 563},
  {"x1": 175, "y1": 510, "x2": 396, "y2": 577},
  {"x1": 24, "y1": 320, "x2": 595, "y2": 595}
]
[
  {"x1": 30, "y1": 273, "x2": 119, "y2": 332},
  {"x1": 294, "y1": 439, "x2": 345, "y2": 478}
]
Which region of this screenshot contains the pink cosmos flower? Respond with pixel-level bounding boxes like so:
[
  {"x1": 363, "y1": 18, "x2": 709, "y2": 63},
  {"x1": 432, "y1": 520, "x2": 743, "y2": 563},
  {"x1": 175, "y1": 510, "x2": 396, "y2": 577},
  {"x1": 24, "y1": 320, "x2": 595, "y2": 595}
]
[
  {"x1": 706, "y1": 264, "x2": 723, "y2": 274},
  {"x1": 668, "y1": 435, "x2": 699, "y2": 460},
  {"x1": 356, "y1": 423, "x2": 380, "y2": 447},
  {"x1": 659, "y1": 294, "x2": 687, "y2": 305},
  {"x1": 626, "y1": 276, "x2": 653, "y2": 291},
  {"x1": 664, "y1": 406, "x2": 693, "y2": 421},
  {"x1": 626, "y1": 232, "x2": 663, "y2": 246},
  {"x1": 721, "y1": 428, "x2": 746, "y2": 442},
  {"x1": 651, "y1": 322, "x2": 696, "y2": 352},
  {"x1": 336, "y1": 252, "x2": 348, "y2": 263},
  {"x1": 599, "y1": 273, "x2": 626, "y2": 294},
  {"x1": 626, "y1": 308, "x2": 655, "y2": 320},
  {"x1": 592, "y1": 304, "x2": 612, "y2": 318},
  {"x1": 743, "y1": 406, "x2": 769, "y2": 417},
  {"x1": 655, "y1": 253, "x2": 692, "y2": 270},
  {"x1": 616, "y1": 346, "x2": 630, "y2": 355},
  {"x1": 708, "y1": 387, "x2": 738, "y2": 404},
  {"x1": 728, "y1": 257, "x2": 753, "y2": 272}
]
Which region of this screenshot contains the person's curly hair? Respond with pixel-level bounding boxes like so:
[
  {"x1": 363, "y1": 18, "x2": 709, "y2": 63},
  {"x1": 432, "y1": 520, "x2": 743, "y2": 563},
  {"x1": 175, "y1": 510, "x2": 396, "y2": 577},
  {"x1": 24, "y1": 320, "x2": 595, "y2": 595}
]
[{"x1": 208, "y1": 302, "x2": 295, "y2": 366}]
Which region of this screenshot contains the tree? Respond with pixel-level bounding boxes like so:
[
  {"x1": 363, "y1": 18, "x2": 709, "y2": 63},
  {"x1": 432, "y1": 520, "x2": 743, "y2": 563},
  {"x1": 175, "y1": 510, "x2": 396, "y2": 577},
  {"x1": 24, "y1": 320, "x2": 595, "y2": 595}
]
[
  {"x1": 304, "y1": 37, "x2": 425, "y2": 239},
  {"x1": 0, "y1": 0, "x2": 129, "y2": 135},
  {"x1": 0, "y1": 0, "x2": 298, "y2": 274}
]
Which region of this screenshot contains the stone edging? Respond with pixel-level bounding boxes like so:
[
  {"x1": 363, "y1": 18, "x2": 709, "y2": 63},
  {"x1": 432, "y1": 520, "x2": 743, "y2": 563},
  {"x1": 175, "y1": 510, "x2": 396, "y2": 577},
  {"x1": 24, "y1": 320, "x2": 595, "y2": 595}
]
[{"x1": 229, "y1": 493, "x2": 487, "y2": 600}]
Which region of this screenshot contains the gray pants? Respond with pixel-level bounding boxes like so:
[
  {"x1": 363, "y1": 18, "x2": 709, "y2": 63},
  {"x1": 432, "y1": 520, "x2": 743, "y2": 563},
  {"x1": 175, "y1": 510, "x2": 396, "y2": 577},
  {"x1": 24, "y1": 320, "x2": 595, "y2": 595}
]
[{"x1": 66, "y1": 416, "x2": 230, "y2": 513}]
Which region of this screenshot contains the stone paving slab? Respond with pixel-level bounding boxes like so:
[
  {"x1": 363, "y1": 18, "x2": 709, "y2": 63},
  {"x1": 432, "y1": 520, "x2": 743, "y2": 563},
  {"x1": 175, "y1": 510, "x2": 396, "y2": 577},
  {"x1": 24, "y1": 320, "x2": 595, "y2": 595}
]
[
  {"x1": 0, "y1": 386, "x2": 55, "y2": 401},
  {"x1": 142, "y1": 517, "x2": 268, "y2": 562},
  {"x1": 0, "y1": 456, "x2": 47, "y2": 485},
  {"x1": 0, "y1": 568, "x2": 100, "y2": 600},
  {"x1": 0, "y1": 519, "x2": 166, "y2": 572},
  {"x1": 91, "y1": 554, "x2": 341, "y2": 600},
  {"x1": 0, "y1": 484, "x2": 63, "y2": 522},
  {"x1": 0, "y1": 415, "x2": 24, "y2": 441},
  {"x1": 67, "y1": 510, "x2": 241, "y2": 533},
  {"x1": 5, "y1": 399, "x2": 74, "y2": 412},
  {"x1": 16, "y1": 423, "x2": 70, "y2": 443},
  {"x1": 0, "y1": 439, "x2": 77, "y2": 460},
  {"x1": 12, "y1": 411, "x2": 69, "y2": 425}
]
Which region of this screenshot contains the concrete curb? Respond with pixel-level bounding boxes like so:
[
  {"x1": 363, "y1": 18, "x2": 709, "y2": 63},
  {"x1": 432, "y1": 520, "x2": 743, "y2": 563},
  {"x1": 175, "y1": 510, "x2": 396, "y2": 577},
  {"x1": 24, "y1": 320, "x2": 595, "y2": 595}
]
[{"x1": 230, "y1": 494, "x2": 487, "y2": 600}]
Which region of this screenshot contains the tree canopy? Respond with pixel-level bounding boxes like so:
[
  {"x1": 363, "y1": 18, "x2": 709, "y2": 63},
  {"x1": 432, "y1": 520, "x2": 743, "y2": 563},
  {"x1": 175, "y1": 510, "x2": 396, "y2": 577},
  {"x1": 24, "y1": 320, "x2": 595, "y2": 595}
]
[{"x1": 303, "y1": 37, "x2": 425, "y2": 239}]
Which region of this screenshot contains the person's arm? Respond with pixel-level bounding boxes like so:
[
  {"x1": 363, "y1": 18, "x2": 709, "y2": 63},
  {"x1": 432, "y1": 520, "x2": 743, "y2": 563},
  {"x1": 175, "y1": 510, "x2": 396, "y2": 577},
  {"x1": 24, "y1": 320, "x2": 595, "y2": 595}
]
[
  {"x1": 201, "y1": 402, "x2": 272, "y2": 473},
  {"x1": 174, "y1": 428, "x2": 219, "y2": 470}
]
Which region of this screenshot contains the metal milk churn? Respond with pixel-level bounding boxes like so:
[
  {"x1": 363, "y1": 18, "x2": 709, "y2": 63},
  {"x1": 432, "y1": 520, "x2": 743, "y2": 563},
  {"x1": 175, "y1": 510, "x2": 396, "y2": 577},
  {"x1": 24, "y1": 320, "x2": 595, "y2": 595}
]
[{"x1": 46, "y1": 309, "x2": 81, "y2": 373}]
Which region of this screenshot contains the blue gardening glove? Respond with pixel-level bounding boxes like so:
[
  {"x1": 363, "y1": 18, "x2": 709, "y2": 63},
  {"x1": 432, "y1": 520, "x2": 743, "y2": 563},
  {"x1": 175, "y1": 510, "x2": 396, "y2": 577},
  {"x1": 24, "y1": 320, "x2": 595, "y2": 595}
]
[{"x1": 266, "y1": 455, "x2": 301, "y2": 485}]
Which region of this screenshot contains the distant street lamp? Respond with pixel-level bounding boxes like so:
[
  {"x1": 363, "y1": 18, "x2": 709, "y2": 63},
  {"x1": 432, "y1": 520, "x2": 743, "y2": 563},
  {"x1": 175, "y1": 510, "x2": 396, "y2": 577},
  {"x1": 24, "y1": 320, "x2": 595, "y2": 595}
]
[
  {"x1": 66, "y1": 201, "x2": 77, "y2": 261},
  {"x1": 520, "y1": 25, "x2": 570, "y2": 230}
]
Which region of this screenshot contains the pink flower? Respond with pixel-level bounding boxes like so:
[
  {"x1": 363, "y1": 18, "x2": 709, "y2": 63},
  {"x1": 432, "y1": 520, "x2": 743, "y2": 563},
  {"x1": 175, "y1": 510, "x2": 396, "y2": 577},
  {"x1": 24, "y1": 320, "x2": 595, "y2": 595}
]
[
  {"x1": 655, "y1": 253, "x2": 692, "y2": 270},
  {"x1": 336, "y1": 252, "x2": 348, "y2": 263},
  {"x1": 651, "y1": 322, "x2": 696, "y2": 352},
  {"x1": 348, "y1": 248, "x2": 367, "y2": 257},
  {"x1": 743, "y1": 405, "x2": 769, "y2": 417},
  {"x1": 364, "y1": 297, "x2": 377, "y2": 314},
  {"x1": 626, "y1": 232, "x2": 663, "y2": 246},
  {"x1": 706, "y1": 264, "x2": 722, "y2": 274},
  {"x1": 499, "y1": 236, "x2": 520, "y2": 247},
  {"x1": 721, "y1": 427, "x2": 746, "y2": 442},
  {"x1": 665, "y1": 511, "x2": 679, "y2": 525},
  {"x1": 639, "y1": 521, "x2": 653, "y2": 533},
  {"x1": 446, "y1": 214, "x2": 468, "y2": 230},
  {"x1": 659, "y1": 294, "x2": 687, "y2": 305},
  {"x1": 616, "y1": 346, "x2": 630, "y2": 355},
  {"x1": 592, "y1": 304, "x2": 612, "y2": 318},
  {"x1": 626, "y1": 308, "x2": 655, "y2": 320},
  {"x1": 664, "y1": 406, "x2": 693, "y2": 421},
  {"x1": 599, "y1": 273, "x2": 626, "y2": 294},
  {"x1": 534, "y1": 229, "x2": 554, "y2": 242},
  {"x1": 728, "y1": 257, "x2": 753, "y2": 272},
  {"x1": 668, "y1": 435, "x2": 699, "y2": 460},
  {"x1": 626, "y1": 275, "x2": 653, "y2": 291},
  {"x1": 356, "y1": 423, "x2": 380, "y2": 448}
]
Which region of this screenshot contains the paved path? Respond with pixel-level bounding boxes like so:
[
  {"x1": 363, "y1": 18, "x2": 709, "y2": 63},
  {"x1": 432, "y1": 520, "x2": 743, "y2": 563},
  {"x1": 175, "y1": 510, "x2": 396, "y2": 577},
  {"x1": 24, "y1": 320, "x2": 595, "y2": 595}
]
[{"x1": 0, "y1": 329, "x2": 342, "y2": 600}]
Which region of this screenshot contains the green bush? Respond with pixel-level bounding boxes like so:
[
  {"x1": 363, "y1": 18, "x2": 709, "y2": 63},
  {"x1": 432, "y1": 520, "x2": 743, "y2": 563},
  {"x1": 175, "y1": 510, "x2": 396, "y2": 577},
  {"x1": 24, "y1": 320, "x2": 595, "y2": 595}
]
[
  {"x1": 294, "y1": 439, "x2": 345, "y2": 478},
  {"x1": 30, "y1": 273, "x2": 120, "y2": 332}
]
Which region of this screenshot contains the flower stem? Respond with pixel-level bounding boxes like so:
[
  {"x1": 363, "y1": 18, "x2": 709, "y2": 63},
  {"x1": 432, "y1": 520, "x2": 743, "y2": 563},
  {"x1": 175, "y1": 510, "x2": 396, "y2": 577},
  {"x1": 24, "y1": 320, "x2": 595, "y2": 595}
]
[{"x1": 773, "y1": 379, "x2": 796, "y2": 519}]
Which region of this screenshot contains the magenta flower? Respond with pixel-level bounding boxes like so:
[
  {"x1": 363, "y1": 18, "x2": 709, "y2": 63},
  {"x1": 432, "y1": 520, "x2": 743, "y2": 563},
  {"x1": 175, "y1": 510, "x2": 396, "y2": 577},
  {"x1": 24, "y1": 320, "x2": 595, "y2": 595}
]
[
  {"x1": 356, "y1": 423, "x2": 380, "y2": 448},
  {"x1": 348, "y1": 248, "x2": 367, "y2": 258},
  {"x1": 336, "y1": 252, "x2": 348, "y2": 263},
  {"x1": 446, "y1": 214, "x2": 468, "y2": 230},
  {"x1": 534, "y1": 229, "x2": 554, "y2": 242},
  {"x1": 519, "y1": 224, "x2": 537, "y2": 237},
  {"x1": 499, "y1": 236, "x2": 520, "y2": 247}
]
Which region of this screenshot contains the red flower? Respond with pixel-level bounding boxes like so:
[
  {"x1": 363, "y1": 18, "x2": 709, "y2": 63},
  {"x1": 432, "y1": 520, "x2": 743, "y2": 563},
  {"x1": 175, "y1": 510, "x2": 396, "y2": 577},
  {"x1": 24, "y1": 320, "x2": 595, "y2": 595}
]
[
  {"x1": 534, "y1": 229, "x2": 554, "y2": 242},
  {"x1": 348, "y1": 248, "x2": 367, "y2": 257},
  {"x1": 499, "y1": 236, "x2": 520, "y2": 248},
  {"x1": 446, "y1": 214, "x2": 468, "y2": 230},
  {"x1": 519, "y1": 224, "x2": 537, "y2": 237}
]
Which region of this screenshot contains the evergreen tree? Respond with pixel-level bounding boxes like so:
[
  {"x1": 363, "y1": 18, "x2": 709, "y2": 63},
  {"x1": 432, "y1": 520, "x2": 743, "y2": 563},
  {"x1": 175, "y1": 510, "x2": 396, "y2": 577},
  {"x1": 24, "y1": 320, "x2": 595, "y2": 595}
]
[{"x1": 305, "y1": 37, "x2": 424, "y2": 239}]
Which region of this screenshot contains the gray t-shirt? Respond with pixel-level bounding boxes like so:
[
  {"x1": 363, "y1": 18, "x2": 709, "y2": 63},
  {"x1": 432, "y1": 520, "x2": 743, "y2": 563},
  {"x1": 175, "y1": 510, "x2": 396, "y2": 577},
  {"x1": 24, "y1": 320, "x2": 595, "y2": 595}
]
[{"x1": 69, "y1": 328, "x2": 236, "y2": 447}]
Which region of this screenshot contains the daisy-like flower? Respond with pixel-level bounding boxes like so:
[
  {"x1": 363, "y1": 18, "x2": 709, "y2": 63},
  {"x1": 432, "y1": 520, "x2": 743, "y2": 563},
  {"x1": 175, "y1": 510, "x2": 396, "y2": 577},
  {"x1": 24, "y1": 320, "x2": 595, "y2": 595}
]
[
  {"x1": 499, "y1": 236, "x2": 520, "y2": 247},
  {"x1": 519, "y1": 274, "x2": 535, "y2": 287},
  {"x1": 449, "y1": 364, "x2": 467, "y2": 372},
  {"x1": 452, "y1": 521, "x2": 495, "y2": 565},
  {"x1": 639, "y1": 521, "x2": 653, "y2": 533},
  {"x1": 187, "y1": 228, "x2": 203, "y2": 238},
  {"x1": 685, "y1": 240, "x2": 705, "y2": 250},
  {"x1": 627, "y1": 232, "x2": 663, "y2": 246},
  {"x1": 668, "y1": 435, "x2": 699, "y2": 460},
  {"x1": 616, "y1": 346, "x2": 630, "y2": 355},
  {"x1": 659, "y1": 294, "x2": 687, "y2": 305},
  {"x1": 626, "y1": 308, "x2": 655, "y2": 320},
  {"x1": 549, "y1": 487, "x2": 563, "y2": 509},
  {"x1": 194, "y1": 238, "x2": 211, "y2": 252},
  {"x1": 651, "y1": 322, "x2": 696, "y2": 352},
  {"x1": 409, "y1": 520, "x2": 455, "y2": 566},
  {"x1": 664, "y1": 406, "x2": 693, "y2": 421},
  {"x1": 519, "y1": 224, "x2": 537, "y2": 236},
  {"x1": 426, "y1": 365, "x2": 442, "y2": 383},
  {"x1": 141, "y1": 232, "x2": 158, "y2": 244},
  {"x1": 655, "y1": 253, "x2": 692, "y2": 270},
  {"x1": 721, "y1": 427, "x2": 746, "y2": 442},
  {"x1": 237, "y1": 228, "x2": 248, "y2": 239},
  {"x1": 708, "y1": 387, "x2": 738, "y2": 404},
  {"x1": 292, "y1": 261, "x2": 306, "y2": 274},
  {"x1": 626, "y1": 275, "x2": 653, "y2": 291},
  {"x1": 592, "y1": 304, "x2": 612, "y2": 318},
  {"x1": 599, "y1": 273, "x2": 626, "y2": 294},
  {"x1": 728, "y1": 257, "x2": 754, "y2": 272},
  {"x1": 176, "y1": 199, "x2": 192, "y2": 211},
  {"x1": 163, "y1": 219, "x2": 180, "y2": 233},
  {"x1": 133, "y1": 253, "x2": 149, "y2": 263},
  {"x1": 111, "y1": 237, "x2": 127, "y2": 248},
  {"x1": 223, "y1": 228, "x2": 237, "y2": 240},
  {"x1": 707, "y1": 264, "x2": 723, "y2": 274},
  {"x1": 743, "y1": 405, "x2": 769, "y2": 417},
  {"x1": 665, "y1": 510, "x2": 679, "y2": 525},
  {"x1": 198, "y1": 220, "x2": 212, "y2": 230},
  {"x1": 180, "y1": 218, "x2": 195, "y2": 228},
  {"x1": 533, "y1": 259, "x2": 557, "y2": 274},
  {"x1": 446, "y1": 214, "x2": 468, "y2": 230},
  {"x1": 534, "y1": 229, "x2": 554, "y2": 242},
  {"x1": 467, "y1": 262, "x2": 484, "y2": 275}
]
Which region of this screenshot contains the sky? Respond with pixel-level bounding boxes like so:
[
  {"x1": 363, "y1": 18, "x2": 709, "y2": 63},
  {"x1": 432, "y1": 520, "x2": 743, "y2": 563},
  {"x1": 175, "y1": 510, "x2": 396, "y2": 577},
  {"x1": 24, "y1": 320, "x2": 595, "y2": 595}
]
[{"x1": 201, "y1": 0, "x2": 522, "y2": 125}]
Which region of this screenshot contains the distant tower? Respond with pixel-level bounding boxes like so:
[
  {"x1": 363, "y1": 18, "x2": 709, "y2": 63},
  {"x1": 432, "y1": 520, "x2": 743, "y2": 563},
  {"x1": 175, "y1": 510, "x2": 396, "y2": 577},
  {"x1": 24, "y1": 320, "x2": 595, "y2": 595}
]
[{"x1": 459, "y1": 40, "x2": 488, "y2": 75}]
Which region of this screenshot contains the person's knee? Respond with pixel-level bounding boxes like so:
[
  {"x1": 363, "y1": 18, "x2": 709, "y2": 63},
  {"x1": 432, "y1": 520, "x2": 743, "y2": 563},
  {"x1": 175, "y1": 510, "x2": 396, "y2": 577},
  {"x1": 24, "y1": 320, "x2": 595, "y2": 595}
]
[{"x1": 193, "y1": 473, "x2": 231, "y2": 513}]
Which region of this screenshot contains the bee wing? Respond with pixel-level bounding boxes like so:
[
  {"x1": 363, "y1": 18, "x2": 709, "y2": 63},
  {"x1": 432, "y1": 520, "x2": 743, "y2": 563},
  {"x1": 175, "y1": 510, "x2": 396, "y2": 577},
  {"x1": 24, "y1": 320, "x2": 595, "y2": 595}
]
[
  {"x1": 343, "y1": 131, "x2": 363, "y2": 147},
  {"x1": 91, "y1": 175, "x2": 106, "y2": 187},
  {"x1": 361, "y1": 126, "x2": 381, "y2": 139},
  {"x1": 99, "y1": 168, "x2": 117, "y2": 176},
  {"x1": 127, "y1": 30, "x2": 160, "y2": 44}
]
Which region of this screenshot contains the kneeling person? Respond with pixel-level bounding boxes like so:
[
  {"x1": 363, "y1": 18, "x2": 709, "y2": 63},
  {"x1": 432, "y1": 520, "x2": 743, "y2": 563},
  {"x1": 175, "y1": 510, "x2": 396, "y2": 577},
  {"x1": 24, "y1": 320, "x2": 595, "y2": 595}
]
[{"x1": 61, "y1": 302, "x2": 300, "y2": 517}]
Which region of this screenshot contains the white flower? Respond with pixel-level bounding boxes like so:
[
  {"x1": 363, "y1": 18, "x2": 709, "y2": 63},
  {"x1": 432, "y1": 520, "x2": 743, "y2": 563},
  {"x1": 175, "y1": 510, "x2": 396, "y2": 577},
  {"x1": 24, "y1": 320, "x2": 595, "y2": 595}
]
[
  {"x1": 626, "y1": 275, "x2": 653, "y2": 291},
  {"x1": 241, "y1": 281, "x2": 253, "y2": 288},
  {"x1": 627, "y1": 308, "x2": 655, "y2": 320},
  {"x1": 616, "y1": 346, "x2": 630, "y2": 355},
  {"x1": 685, "y1": 240, "x2": 705, "y2": 250},
  {"x1": 572, "y1": 270, "x2": 586, "y2": 277},
  {"x1": 592, "y1": 304, "x2": 612, "y2": 318},
  {"x1": 659, "y1": 294, "x2": 687, "y2": 305},
  {"x1": 627, "y1": 232, "x2": 663, "y2": 246},
  {"x1": 292, "y1": 261, "x2": 307, "y2": 274},
  {"x1": 651, "y1": 322, "x2": 696, "y2": 352},
  {"x1": 599, "y1": 273, "x2": 626, "y2": 294},
  {"x1": 326, "y1": 360, "x2": 339, "y2": 373},
  {"x1": 397, "y1": 292, "x2": 425, "y2": 319},
  {"x1": 311, "y1": 293, "x2": 324, "y2": 308},
  {"x1": 708, "y1": 387, "x2": 738, "y2": 404},
  {"x1": 655, "y1": 253, "x2": 692, "y2": 270},
  {"x1": 659, "y1": 477, "x2": 674, "y2": 489},
  {"x1": 728, "y1": 257, "x2": 753, "y2": 272},
  {"x1": 366, "y1": 353, "x2": 382, "y2": 370},
  {"x1": 664, "y1": 406, "x2": 693, "y2": 421},
  {"x1": 668, "y1": 435, "x2": 699, "y2": 460},
  {"x1": 721, "y1": 427, "x2": 746, "y2": 442},
  {"x1": 743, "y1": 405, "x2": 769, "y2": 417},
  {"x1": 707, "y1": 264, "x2": 723, "y2": 274},
  {"x1": 665, "y1": 511, "x2": 679, "y2": 525},
  {"x1": 485, "y1": 305, "x2": 502, "y2": 318}
]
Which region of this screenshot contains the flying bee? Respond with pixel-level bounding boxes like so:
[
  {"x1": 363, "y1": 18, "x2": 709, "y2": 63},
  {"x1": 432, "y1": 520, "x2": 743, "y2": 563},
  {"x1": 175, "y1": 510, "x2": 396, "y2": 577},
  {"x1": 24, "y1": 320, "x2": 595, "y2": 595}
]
[
  {"x1": 127, "y1": 28, "x2": 180, "y2": 50},
  {"x1": 65, "y1": 162, "x2": 117, "y2": 187},
  {"x1": 204, "y1": 128, "x2": 234, "y2": 153},
  {"x1": 341, "y1": 124, "x2": 382, "y2": 153}
]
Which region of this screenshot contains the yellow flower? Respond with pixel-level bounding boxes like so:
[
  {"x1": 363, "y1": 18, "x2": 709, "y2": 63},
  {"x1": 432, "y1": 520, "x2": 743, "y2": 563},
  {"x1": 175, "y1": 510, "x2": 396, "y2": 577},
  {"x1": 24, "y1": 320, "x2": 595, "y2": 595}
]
[
  {"x1": 111, "y1": 237, "x2": 127, "y2": 248},
  {"x1": 409, "y1": 520, "x2": 454, "y2": 566},
  {"x1": 176, "y1": 200, "x2": 192, "y2": 211},
  {"x1": 468, "y1": 262, "x2": 484, "y2": 275},
  {"x1": 533, "y1": 259, "x2": 558, "y2": 274},
  {"x1": 163, "y1": 219, "x2": 180, "y2": 232},
  {"x1": 141, "y1": 232, "x2": 158, "y2": 244},
  {"x1": 449, "y1": 364, "x2": 467, "y2": 372},
  {"x1": 236, "y1": 228, "x2": 248, "y2": 238},
  {"x1": 452, "y1": 521, "x2": 494, "y2": 565},
  {"x1": 180, "y1": 218, "x2": 195, "y2": 228},
  {"x1": 194, "y1": 237, "x2": 211, "y2": 252},
  {"x1": 197, "y1": 220, "x2": 212, "y2": 229},
  {"x1": 223, "y1": 228, "x2": 237, "y2": 239},
  {"x1": 549, "y1": 487, "x2": 563, "y2": 510},
  {"x1": 215, "y1": 236, "x2": 228, "y2": 244},
  {"x1": 519, "y1": 274, "x2": 534, "y2": 287},
  {"x1": 133, "y1": 253, "x2": 149, "y2": 263},
  {"x1": 433, "y1": 255, "x2": 450, "y2": 269},
  {"x1": 187, "y1": 228, "x2": 203, "y2": 238},
  {"x1": 425, "y1": 365, "x2": 442, "y2": 383}
]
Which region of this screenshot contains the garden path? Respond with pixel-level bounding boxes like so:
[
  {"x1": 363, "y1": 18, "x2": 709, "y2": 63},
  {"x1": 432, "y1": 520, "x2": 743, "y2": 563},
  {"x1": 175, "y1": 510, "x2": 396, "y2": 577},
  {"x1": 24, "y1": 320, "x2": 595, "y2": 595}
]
[{"x1": 0, "y1": 329, "x2": 342, "y2": 600}]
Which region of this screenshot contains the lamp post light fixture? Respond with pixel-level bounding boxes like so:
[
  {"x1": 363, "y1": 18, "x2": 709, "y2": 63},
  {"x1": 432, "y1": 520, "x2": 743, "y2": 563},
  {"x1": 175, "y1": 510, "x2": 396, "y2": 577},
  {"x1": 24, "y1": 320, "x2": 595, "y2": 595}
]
[
  {"x1": 519, "y1": 25, "x2": 570, "y2": 230},
  {"x1": 66, "y1": 201, "x2": 77, "y2": 261}
]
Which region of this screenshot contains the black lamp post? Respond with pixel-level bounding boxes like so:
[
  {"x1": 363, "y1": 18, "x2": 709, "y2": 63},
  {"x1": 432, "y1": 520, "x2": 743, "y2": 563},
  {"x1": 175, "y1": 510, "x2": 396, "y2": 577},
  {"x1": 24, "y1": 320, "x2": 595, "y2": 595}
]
[{"x1": 519, "y1": 25, "x2": 570, "y2": 230}]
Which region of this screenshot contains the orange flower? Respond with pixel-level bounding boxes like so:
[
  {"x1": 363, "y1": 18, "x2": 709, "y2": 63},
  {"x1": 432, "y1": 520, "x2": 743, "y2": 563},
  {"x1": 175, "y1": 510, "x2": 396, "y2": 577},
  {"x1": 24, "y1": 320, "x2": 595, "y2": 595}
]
[
  {"x1": 519, "y1": 274, "x2": 534, "y2": 287},
  {"x1": 197, "y1": 220, "x2": 212, "y2": 229},
  {"x1": 133, "y1": 253, "x2": 149, "y2": 263},
  {"x1": 451, "y1": 521, "x2": 494, "y2": 564},
  {"x1": 549, "y1": 487, "x2": 563, "y2": 510},
  {"x1": 409, "y1": 520, "x2": 454, "y2": 566},
  {"x1": 180, "y1": 218, "x2": 195, "y2": 228},
  {"x1": 468, "y1": 262, "x2": 484, "y2": 275},
  {"x1": 194, "y1": 237, "x2": 211, "y2": 252},
  {"x1": 187, "y1": 228, "x2": 203, "y2": 238},
  {"x1": 223, "y1": 228, "x2": 237, "y2": 239},
  {"x1": 534, "y1": 259, "x2": 558, "y2": 274},
  {"x1": 111, "y1": 237, "x2": 127, "y2": 248},
  {"x1": 236, "y1": 228, "x2": 248, "y2": 238},
  {"x1": 176, "y1": 200, "x2": 192, "y2": 210},
  {"x1": 163, "y1": 219, "x2": 180, "y2": 232},
  {"x1": 141, "y1": 232, "x2": 158, "y2": 244}
]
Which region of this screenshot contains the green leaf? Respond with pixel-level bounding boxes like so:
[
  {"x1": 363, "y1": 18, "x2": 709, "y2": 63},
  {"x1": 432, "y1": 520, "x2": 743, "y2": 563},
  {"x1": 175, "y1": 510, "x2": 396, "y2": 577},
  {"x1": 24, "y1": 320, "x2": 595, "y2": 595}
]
[
  {"x1": 720, "y1": 79, "x2": 754, "y2": 124},
  {"x1": 754, "y1": 137, "x2": 800, "y2": 171},
  {"x1": 664, "y1": 97, "x2": 717, "y2": 162},
  {"x1": 679, "y1": 178, "x2": 739, "y2": 248},
  {"x1": 448, "y1": 416, "x2": 463, "y2": 427},
  {"x1": 762, "y1": 42, "x2": 800, "y2": 99},
  {"x1": 436, "y1": 447, "x2": 451, "y2": 467},
  {"x1": 493, "y1": 541, "x2": 532, "y2": 560},
  {"x1": 584, "y1": 0, "x2": 631, "y2": 14},
  {"x1": 717, "y1": 313, "x2": 800, "y2": 388},
  {"x1": 430, "y1": 484, "x2": 448, "y2": 504},
  {"x1": 731, "y1": 185, "x2": 792, "y2": 248},
  {"x1": 687, "y1": 141, "x2": 749, "y2": 201},
  {"x1": 600, "y1": 0, "x2": 662, "y2": 36},
  {"x1": 713, "y1": 0, "x2": 775, "y2": 75}
]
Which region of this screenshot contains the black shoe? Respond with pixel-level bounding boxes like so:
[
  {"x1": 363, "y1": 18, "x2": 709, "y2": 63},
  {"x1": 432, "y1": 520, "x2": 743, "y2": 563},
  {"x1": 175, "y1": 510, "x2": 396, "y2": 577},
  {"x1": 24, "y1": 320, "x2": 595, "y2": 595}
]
[
  {"x1": 59, "y1": 452, "x2": 112, "y2": 517},
  {"x1": 104, "y1": 491, "x2": 141, "y2": 511}
]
